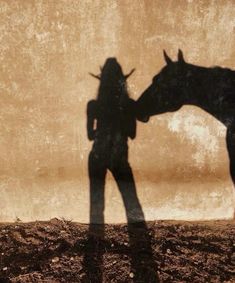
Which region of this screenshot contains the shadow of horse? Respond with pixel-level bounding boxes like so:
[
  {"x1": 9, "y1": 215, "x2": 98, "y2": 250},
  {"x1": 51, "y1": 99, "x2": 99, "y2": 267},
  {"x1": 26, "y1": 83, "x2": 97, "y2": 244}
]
[{"x1": 136, "y1": 50, "x2": 235, "y2": 208}]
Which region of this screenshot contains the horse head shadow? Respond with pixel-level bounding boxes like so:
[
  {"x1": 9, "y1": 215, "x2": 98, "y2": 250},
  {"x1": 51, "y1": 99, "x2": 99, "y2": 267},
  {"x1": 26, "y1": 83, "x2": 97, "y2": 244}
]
[{"x1": 136, "y1": 50, "x2": 235, "y2": 191}]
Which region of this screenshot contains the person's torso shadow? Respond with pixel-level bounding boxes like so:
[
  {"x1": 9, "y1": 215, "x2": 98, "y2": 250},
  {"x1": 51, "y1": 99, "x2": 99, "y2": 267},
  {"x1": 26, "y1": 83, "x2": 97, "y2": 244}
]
[{"x1": 82, "y1": 58, "x2": 159, "y2": 282}]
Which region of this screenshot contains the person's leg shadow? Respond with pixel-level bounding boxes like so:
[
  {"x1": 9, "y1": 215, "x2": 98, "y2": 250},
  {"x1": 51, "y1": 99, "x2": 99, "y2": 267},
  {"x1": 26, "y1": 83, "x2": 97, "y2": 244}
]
[
  {"x1": 111, "y1": 161, "x2": 160, "y2": 283},
  {"x1": 83, "y1": 154, "x2": 159, "y2": 282},
  {"x1": 82, "y1": 152, "x2": 106, "y2": 282}
]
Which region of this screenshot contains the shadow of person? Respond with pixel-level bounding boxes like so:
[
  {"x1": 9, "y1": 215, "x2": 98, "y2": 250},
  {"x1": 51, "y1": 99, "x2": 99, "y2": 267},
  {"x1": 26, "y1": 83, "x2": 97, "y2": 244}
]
[{"x1": 82, "y1": 58, "x2": 159, "y2": 282}]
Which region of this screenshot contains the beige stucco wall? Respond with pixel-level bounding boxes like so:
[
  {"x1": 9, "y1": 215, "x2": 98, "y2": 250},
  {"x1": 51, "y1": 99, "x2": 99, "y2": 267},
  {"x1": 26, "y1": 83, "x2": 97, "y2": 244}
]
[{"x1": 0, "y1": 0, "x2": 234, "y2": 223}]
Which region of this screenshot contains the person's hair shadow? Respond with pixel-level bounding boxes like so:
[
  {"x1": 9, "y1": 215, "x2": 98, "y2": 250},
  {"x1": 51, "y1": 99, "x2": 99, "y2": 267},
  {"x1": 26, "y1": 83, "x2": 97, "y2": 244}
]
[
  {"x1": 136, "y1": 49, "x2": 235, "y2": 217},
  {"x1": 82, "y1": 58, "x2": 159, "y2": 282}
]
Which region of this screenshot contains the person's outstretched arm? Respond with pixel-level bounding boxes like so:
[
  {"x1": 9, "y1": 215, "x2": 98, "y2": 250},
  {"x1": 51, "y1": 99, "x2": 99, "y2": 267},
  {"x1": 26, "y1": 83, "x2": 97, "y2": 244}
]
[{"x1": 87, "y1": 100, "x2": 97, "y2": 141}]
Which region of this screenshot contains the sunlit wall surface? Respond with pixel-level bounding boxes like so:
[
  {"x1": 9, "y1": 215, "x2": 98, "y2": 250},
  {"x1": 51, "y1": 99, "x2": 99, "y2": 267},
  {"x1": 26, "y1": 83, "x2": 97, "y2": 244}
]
[{"x1": 0, "y1": 0, "x2": 234, "y2": 222}]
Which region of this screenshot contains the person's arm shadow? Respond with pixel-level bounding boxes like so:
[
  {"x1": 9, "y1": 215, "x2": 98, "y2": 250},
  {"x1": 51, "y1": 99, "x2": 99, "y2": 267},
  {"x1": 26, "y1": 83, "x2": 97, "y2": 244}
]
[
  {"x1": 124, "y1": 98, "x2": 137, "y2": 140},
  {"x1": 87, "y1": 100, "x2": 97, "y2": 141}
]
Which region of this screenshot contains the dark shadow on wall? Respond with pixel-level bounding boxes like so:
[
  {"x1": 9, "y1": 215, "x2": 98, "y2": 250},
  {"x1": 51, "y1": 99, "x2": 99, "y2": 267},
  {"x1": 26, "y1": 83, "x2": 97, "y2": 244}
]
[
  {"x1": 136, "y1": 49, "x2": 235, "y2": 212},
  {"x1": 82, "y1": 58, "x2": 159, "y2": 282}
]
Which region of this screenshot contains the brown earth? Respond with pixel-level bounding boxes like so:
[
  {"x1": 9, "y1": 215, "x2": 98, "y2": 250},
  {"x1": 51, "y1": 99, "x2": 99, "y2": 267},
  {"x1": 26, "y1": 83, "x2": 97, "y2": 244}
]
[{"x1": 0, "y1": 219, "x2": 234, "y2": 283}]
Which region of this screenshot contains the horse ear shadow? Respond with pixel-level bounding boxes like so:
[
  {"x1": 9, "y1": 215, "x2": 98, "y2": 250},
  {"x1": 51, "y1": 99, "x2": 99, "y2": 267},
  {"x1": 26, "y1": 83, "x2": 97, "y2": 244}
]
[
  {"x1": 178, "y1": 49, "x2": 185, "y2": 63},
  {"x1": 163, "y1": 50, "x2": 173, "y2": 65}
]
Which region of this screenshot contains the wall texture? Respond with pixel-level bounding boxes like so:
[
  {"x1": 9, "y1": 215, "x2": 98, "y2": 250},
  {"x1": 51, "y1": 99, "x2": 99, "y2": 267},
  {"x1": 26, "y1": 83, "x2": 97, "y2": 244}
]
[{"x1": 0, "y1": 0, "x2": 234, "y2": 223}]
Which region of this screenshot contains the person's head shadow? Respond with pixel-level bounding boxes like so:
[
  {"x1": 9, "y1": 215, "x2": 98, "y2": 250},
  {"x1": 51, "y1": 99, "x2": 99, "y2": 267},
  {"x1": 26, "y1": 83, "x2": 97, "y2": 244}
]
[{"x1": 83, "y1": 57, "x2": 159, "y2": 282}]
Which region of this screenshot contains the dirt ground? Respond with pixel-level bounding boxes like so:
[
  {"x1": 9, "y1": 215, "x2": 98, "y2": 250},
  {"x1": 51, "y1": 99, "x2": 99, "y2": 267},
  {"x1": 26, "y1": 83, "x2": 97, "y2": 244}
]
[{"x1": 0, "y1": 219, "x2": 234, "y2": 283}]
